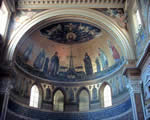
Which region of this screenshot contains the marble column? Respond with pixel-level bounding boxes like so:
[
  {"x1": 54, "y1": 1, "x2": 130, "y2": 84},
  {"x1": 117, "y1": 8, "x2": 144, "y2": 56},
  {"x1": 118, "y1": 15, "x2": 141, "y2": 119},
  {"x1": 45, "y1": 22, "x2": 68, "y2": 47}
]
[
  {"x1": 0, "y1": 61, "x2": 15, "y2": 120},
  {"x1": 124, "y1": 68, "x2": 144, "y2": 120},
  {"x1": 0, "y1": 78, "x2": 13, "y2": 120}
]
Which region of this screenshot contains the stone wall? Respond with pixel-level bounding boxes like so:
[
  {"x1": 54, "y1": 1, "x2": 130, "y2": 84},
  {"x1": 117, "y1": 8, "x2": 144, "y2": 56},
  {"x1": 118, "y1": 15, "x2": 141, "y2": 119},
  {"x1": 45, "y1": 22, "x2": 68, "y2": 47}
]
[{"x1": 7, "y1": 98, "x2": 132, "y2": 120}]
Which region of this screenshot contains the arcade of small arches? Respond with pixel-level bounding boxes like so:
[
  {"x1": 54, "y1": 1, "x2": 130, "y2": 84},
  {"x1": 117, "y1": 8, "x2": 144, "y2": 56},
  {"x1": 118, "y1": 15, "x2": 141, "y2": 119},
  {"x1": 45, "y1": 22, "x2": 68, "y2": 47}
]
[
  {"x1": 12, "y1": 62, "x2": 128, "y2": 113},
  {"x1": 24, "y1": 82, "x2": 112, "y2": 111}
]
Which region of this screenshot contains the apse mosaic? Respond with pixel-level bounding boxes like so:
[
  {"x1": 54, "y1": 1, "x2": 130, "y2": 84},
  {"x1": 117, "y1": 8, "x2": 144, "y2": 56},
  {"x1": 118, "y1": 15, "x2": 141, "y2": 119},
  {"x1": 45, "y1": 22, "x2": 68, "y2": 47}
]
[
  {"x1": 40, "y1": 22, "x2": 101, "y2": 44},
  {"x1": 15, "y1": 21, "x2": 125, "y2": 82},
  {"x1": 95, "y1": 8, "x2": 127, "y2": 29}
]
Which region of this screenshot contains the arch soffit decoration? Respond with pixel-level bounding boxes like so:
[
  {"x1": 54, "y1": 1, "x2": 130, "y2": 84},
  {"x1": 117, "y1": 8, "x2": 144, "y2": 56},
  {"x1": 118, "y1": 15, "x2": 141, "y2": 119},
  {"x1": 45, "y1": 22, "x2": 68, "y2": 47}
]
[
  {"x1": 99, "y1": 82, "x2": 112, "y2": 93},
  {"x1": 7, "y1": 8, "x2": 135, "y2": 61},
  {"x1": 52, "y1": 88, "x2": 66, "y2": 102},
  {"x1": 30, "y1": 82, "x2": 44, "y2": 99},
  {"x1": 76, "y1": 87, "x2": 91, "y2": 103}
]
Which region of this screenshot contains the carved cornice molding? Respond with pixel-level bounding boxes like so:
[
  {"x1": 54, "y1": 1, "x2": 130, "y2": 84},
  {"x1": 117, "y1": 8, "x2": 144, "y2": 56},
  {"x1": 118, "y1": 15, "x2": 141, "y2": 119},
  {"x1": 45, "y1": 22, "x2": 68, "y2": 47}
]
[
  {"x1": 137, "y1": 41, "x2": 150, "y2": 69},
  {"x1": 123, "y1": 66, "x2": 141, "y2": 77},
  {"x1": 16, "y1": 0, "x2": 126, "y2": 9}
]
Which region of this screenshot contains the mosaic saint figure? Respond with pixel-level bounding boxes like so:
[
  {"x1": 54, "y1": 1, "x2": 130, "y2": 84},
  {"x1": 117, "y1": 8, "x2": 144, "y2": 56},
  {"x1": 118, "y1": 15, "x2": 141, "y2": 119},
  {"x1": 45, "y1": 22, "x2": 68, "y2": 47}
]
[
  {"x1": 95, "y1": 57, "x2": 101, "y2": 72},
  {"x1": 23, "y1": 80, "x2": 29, "y2": 97},
  {"x1": 92, "y1": 87, "x2": 97, "y2": 101},
  {"x1": 112, "y1": 78, "x2": 119, "y2": 96},
  {"x1": 43, "y1": 57, "x2": 49, "y2": 74},
  {"x1": 33, "y1": 49, "x2": 45, "y2": 70},
  {"x1": 68, "y1": 88, "x2": 74, "y2": 102},
  {"x1": 17, "y1": 79, "x2": 22, "y2": 93},
  {"x1": 49, "y1": 52, "x2": 59, "y2": 76},
  {"x1": 84, "y1": 52, "x2": 93, "y2": 75},
  {"x1": 107, "y1": 40, "x2": 120, "y2": 63},
  {"x1": 98, "y1": 48, "x2": 108, "y2": 70},
  {"x1": 46, "y1": 87, "x2": 51, "y2": 100},
  {"x1": 118, "y1": 75, "x2": 124, "y2": 92},
  {"x1": 23, "y1": 44, "x2": 33, "y2": 63}
]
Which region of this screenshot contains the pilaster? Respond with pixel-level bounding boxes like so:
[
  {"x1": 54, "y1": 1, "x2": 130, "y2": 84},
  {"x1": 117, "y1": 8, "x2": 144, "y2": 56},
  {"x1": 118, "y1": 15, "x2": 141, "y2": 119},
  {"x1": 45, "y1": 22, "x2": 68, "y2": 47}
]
[
  {"x1": 0, "y1": 61, "x2": 15, "y2": 120},
  {"x1": 124, "y1": 67, "x2": 144, "y2": 120}
]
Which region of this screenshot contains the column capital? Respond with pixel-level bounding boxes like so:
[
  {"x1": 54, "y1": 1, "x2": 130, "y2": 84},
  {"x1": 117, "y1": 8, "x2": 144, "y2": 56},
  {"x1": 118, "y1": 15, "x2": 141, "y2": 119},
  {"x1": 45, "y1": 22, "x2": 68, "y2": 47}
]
[
  {"x1": 0, "y1": 61, "x2": 16, "y2": 94},
  {"x1": 0, "y1": 78, "x2": 13, "y2": 94},
  {"x1": 127, "y1": 79, "x2": 142, "y2": 94}
]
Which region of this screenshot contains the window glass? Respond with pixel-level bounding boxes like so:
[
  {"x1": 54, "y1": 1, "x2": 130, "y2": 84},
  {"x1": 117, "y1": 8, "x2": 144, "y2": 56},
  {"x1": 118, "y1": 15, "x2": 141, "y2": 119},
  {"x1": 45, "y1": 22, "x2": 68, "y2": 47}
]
[
  {"x1": 29, "y1": 85, "x2": 39, "y2": 108},
  {"x1": 104, "y1": 85, "x2": 112, "y2": 107}
]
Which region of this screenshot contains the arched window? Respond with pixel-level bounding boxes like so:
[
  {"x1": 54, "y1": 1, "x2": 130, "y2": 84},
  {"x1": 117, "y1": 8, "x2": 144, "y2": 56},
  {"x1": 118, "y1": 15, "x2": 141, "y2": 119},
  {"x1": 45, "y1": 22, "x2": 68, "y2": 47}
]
[
  {"x1": 79, "y1": 90, "x2": 89, "y2": 111},
  {"x1": 29, "y1": 85, "x2": 39, "y2": 108},
  {"x1": 0, "y1": 1, "x2": 9, "y2": 37},
  {"x1": 53, "y1": 90, "x2": 64, "y2": 112},
  {"x1": 104, "y1": 85, "x2": 112, "y2": 107}
]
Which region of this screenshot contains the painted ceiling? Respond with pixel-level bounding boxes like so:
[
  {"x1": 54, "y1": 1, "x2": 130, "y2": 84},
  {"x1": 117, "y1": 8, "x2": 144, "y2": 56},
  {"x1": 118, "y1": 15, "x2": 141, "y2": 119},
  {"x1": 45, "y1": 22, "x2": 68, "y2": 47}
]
[{"x1": 15, "y1": 20, "x2": 125, "y2": 81}]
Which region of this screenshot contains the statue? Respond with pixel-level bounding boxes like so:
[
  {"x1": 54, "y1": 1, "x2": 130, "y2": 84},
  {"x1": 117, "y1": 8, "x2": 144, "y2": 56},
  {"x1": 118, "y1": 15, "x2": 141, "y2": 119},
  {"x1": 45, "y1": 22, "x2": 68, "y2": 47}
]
[
  {"x1": 46, "y1": 87, "x2": 51, "y2": 100},
  {"x1": 95, "y1": 57, "x2": 101, "y2": 72},
  {"x1": 43, "y1": 57, "x2": 49, "y2": 74},
  {"x1": 84, "y1": 52, "x2": 93, "y2": 75},
  {"x1": 33, "y1": 49, "x2": 45, "y2": 70},
  {"x1": 49, "y1": 52, "x2": 59, "y2": 76},
  {"x1": 98, "y1": 48, "x2": 108, "y2": 70}
]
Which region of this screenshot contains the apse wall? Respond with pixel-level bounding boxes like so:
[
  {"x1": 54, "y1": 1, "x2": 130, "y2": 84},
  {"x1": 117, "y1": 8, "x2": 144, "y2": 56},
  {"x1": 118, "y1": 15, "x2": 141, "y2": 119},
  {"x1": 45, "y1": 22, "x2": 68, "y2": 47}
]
[
  {"x1": 7, "y1": 8, "x2": 133, "y2": 120},
  {"x1": 7, "y1": 59, "x2": 132, "y2": 119}
]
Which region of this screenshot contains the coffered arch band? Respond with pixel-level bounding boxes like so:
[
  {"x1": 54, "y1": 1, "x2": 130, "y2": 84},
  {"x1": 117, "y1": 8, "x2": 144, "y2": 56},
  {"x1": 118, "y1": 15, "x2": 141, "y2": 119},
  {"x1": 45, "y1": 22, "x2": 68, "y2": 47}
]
[{"x1": 6, "y1": 8, "x2": 135, "y2": 61}]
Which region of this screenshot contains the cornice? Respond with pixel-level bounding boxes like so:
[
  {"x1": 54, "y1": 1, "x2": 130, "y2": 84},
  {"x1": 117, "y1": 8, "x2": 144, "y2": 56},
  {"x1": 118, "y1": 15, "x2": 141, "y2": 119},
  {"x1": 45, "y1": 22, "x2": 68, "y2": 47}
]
[
  {"x1": 136, "y1": 41, "x2": 150, "y2": 69},
  {"x1": 16, "y1": 0, "x2": 126, "y2": 10},
  {"x1": 14, "y1": 60, "x2": 125, "y2": 86},
  {"x1": 123, "y1": 42, "x2": 150, "y2": 76}
]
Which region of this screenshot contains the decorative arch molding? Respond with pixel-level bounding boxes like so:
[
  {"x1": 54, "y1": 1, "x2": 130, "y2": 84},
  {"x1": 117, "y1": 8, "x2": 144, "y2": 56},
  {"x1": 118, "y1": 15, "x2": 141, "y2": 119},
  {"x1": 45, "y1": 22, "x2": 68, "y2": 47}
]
[
  {"x1": 29, "y1": 82, "x2": 43, "y2": 108},
  {"x1": 76, "y1": 87, "x2": 91, "y2": 103},
  {"x1": 52, "y1": 87, "x2": 66, "y2": 98},
  {"x1": 52, "y1": 88, "x2": 66, "y2": 111},
  {"x1": 6, "y1": 8, "x2": 135, "y2": 61},
  {"x1": 76, "y1": 87, "x2": 91, "y2": 111},
  {"x1": 99, "y1": 82, "x2": 112, "y2": 107},
  {"x1": 52, "y1": 87, "x2": 66, "y2": 103}
]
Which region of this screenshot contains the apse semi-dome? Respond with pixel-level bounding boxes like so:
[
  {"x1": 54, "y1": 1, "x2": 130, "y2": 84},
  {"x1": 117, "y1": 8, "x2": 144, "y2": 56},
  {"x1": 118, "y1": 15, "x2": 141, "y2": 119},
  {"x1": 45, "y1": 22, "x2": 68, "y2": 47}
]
[{"x1": 15, "y1": 20, "x2": 125, "y2": 82}]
